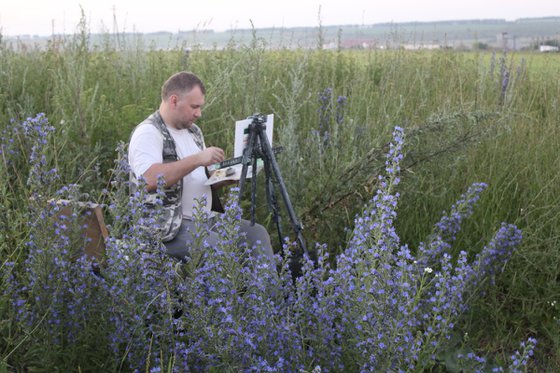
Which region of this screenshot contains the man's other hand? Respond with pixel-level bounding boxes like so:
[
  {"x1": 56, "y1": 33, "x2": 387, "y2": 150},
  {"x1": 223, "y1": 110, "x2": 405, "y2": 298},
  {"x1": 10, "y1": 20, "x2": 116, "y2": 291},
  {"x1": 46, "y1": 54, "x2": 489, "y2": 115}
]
[{"x1": 198, "y1": 147, "x2": 225, "y2": 166}]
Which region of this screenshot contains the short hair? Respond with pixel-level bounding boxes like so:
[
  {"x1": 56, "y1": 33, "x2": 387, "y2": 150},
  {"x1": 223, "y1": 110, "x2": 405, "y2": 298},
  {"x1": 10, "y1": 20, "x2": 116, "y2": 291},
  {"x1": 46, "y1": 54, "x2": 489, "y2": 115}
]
[{"x1": 161, "y1": 72, "x2": 206, "y2": 101}]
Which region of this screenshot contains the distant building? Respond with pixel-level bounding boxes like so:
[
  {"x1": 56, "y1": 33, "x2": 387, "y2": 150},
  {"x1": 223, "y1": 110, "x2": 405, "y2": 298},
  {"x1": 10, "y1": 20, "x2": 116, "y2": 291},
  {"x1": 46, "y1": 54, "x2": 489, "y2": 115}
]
[
  {"x1": 539, "y1": 45, "x2": 559, "y2": 52},
  {"x1": 402, "y1": 43, "x2": 442, "y2": 50},
  {"x1": 497, "y1": 32, "x2": 510, "y2": 50},
  {"x1": 323, "y1": 39, "x2": 373, "y2": 50}
]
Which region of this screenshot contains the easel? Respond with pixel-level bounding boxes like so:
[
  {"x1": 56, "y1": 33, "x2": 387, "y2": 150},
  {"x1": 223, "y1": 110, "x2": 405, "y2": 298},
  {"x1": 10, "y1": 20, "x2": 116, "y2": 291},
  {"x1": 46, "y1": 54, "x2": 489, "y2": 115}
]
[{"x1": 236, "y1": 114, "x2": 307, "y2": 255}]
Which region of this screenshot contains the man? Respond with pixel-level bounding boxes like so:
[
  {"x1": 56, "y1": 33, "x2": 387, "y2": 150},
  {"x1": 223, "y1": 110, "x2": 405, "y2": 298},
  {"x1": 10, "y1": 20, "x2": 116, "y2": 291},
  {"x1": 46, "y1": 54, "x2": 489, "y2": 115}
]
[{"x1": 128, "y1": 71, "x2": 273, "y2": 262}]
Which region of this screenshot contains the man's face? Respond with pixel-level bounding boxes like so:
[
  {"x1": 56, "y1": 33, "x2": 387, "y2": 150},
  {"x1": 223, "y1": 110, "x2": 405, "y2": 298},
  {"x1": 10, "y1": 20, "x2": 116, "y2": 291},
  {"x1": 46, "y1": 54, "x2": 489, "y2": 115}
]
[{"x1": 171, "y1": 85, "x2": 205, "y2": 129}]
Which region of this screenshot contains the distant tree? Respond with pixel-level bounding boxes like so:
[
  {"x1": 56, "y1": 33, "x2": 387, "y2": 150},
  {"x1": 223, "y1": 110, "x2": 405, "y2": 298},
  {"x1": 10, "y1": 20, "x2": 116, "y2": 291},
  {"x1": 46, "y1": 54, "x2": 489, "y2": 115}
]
[
  {"x1": 473, "y1": 41, "x2": 490, "y2": 50},
  {"x1": 542, "y1": 39, "x2": 560, "y2": 47}
]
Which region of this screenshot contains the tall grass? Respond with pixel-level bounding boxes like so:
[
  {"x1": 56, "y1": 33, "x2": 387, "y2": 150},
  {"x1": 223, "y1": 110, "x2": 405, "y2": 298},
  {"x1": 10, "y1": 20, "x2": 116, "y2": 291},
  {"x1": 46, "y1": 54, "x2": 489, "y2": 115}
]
[{"x1": 1, "y1": 25, "x2": 559, "y2": 370}]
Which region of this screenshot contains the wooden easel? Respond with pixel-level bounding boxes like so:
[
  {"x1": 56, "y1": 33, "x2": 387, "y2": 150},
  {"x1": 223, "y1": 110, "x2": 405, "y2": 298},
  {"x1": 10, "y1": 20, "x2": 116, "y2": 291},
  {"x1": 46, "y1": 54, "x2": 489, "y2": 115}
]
[{"x1": 53, "y1": 200, "x2": 109, "y2": 262}]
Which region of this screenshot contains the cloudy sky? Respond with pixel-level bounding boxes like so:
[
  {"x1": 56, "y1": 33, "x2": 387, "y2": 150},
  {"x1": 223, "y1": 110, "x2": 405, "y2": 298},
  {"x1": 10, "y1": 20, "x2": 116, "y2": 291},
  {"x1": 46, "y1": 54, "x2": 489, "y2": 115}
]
[{"x1": 1, "y1": 0, "x2": 558, "y2": 36}]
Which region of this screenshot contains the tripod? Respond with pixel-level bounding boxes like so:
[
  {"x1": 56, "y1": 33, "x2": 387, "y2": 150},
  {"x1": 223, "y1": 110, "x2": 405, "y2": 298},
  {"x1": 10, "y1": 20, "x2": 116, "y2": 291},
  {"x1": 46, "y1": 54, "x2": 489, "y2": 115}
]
[{"x1": 237, "y1": 114, "x2": 307, "y2": 255}]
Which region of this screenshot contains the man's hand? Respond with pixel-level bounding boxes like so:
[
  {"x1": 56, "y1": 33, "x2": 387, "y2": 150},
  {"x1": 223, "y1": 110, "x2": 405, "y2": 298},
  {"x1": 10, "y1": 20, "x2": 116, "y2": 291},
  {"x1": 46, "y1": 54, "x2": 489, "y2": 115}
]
[{"x1": 198, "y1": 146, "x2": 225, "y2": 166}]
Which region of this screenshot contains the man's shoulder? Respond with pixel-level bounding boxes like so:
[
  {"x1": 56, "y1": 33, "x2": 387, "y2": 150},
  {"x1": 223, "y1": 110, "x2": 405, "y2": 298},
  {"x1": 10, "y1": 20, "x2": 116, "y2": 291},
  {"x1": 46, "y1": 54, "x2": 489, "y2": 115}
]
[
  {"x1": 130, "y1": 115, "x2": 163, "y2": 143},
  {"x1": 131, "y1": 124, "x2": 161, "y2": 143},
  {"x1": 139, "y1": 111, "x2": 159, "y2": 126},
  {"x1": 132, "y1": 114, "x2": 163, "y2": 137}
]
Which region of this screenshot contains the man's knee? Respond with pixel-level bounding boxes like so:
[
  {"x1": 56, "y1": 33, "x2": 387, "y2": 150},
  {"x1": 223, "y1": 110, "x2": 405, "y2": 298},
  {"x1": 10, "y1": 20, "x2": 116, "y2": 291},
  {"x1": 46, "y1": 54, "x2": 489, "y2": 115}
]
[
  {"x1": 242, "y1": 222, "x2": 268, "y2": 244},
  {"x1": 163, "y1": 220, "x2": 220, "y2": 260}
]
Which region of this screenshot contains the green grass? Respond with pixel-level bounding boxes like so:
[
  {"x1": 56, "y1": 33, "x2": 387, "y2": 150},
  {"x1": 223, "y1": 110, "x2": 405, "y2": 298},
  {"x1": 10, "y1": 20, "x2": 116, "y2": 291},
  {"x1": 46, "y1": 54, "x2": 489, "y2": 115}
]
[{"x1": 1, "y1": 27, "x2": 559, "y2": 370}]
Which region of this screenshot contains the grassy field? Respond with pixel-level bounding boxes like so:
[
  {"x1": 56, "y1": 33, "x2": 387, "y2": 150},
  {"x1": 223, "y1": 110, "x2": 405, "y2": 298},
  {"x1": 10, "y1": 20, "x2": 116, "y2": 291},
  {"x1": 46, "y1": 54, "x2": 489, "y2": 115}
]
[{"x1": 1, "y1": 27, "x2": 559, "y2": 371}]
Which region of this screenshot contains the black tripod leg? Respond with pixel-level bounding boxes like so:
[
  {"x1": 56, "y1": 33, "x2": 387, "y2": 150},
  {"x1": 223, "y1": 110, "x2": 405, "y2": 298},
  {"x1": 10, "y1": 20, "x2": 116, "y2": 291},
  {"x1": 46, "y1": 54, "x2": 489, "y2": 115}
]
[
  {"x1": 238, "y1": 129, "x2": 258, "y2": 197},
  {"x1": 257, "y1": 130, "x2": 308, "y2": 255},
  {"x1": 263, "y1": 151, "x2": 283, "y2": 246},
  {"x1": 250, "y1": 149, "x2": 258, "y2": 225}
]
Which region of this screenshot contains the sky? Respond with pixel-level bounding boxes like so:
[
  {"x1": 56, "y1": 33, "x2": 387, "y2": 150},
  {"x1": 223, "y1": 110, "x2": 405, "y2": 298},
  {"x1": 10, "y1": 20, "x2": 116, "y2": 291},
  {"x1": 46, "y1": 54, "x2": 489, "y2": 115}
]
[{"x1": 1, "y1": 0, "x2": 558, "y2": 36}]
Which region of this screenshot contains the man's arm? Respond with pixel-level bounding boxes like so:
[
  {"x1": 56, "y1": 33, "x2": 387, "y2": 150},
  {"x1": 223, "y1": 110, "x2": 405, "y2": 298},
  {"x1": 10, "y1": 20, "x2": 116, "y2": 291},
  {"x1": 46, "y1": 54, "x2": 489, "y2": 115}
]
[
  {"x1": 129, "y1": 124, "x2": 225, "y2": 191},
  {"x1": 142, "y1": 146, "x2": 224, "y2": 191}
]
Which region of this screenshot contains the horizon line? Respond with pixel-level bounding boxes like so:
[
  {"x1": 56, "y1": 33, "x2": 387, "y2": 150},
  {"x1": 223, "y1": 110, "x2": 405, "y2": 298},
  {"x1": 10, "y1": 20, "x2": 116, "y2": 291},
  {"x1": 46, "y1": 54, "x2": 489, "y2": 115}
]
[{"x1": 3, "y1": 15, "x2": 559, "y2": 38}]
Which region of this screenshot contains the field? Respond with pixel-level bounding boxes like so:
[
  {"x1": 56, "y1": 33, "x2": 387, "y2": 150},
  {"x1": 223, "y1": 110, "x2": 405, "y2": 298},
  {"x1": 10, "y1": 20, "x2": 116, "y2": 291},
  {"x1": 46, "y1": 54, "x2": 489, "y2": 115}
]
[{"x1": 1, "y1": 25, "x2": 559, "y2": 371}]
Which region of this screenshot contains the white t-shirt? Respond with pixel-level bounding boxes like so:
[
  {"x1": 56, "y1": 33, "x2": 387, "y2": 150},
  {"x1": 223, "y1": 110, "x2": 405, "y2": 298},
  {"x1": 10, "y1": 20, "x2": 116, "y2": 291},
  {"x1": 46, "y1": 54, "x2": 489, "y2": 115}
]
[{"x1": 128, "y1": 123, "x2": 213, "y2": 218}]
